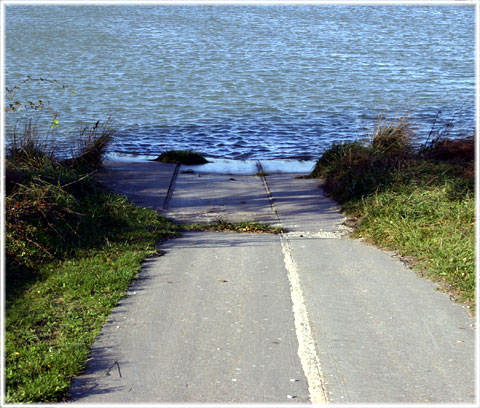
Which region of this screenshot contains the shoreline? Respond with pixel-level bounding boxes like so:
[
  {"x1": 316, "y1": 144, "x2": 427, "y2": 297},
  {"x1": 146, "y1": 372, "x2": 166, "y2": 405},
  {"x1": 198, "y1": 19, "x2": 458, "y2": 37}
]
[
  {"x1": 5, "y1": 129, "x2": 475, "y2": 402},
  {"x1": 104, "y1": 154, "x2": 317, "y2": 175}
]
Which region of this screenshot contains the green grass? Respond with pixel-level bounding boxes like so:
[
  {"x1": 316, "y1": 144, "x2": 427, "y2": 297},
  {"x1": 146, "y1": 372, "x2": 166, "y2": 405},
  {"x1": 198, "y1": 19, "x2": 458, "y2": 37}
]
[
  {"x1": 311, "y1": 118, "x2": 475, "y2": 307},
  {"x1": 183, "y1": 220, "x2": 284, "y2": 234},
  {"x1": 5, "y1": 238, "x2": 173, "y2": 402},
  {"x1": 5, "y1": 128, "x2": 181, "y2": 402},
  {"x1": 152, "y1": 150, "x2": 209, "y2": 164},
  {"x1": 343, "y1": 167, "x2": 474, "y2": 304}
]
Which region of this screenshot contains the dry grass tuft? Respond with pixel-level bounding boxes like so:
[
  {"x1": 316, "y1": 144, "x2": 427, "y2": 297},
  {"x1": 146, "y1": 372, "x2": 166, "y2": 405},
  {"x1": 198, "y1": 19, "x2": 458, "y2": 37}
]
[{"x1": 371, "y1": 115, "x2": 415, "y2": 155}]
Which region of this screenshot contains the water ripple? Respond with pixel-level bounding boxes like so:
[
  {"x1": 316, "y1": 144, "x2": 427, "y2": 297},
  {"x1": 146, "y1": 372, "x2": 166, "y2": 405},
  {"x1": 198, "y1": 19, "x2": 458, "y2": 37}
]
[{"x1": 5, "y1": 5, "x2": 475, "y2": 159}]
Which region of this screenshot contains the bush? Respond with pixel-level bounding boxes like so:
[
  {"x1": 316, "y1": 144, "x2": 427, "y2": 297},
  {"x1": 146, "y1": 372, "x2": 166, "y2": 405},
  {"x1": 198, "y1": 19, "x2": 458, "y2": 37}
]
[
  {"x1": 5, "y1": 121, "x2": 116, "y2": 282},
  {"x1": 311, "y1": 142, "x2": 381, "y2": 201},
  {"x1": 422, "y1": 135, "x2": 474, "y2": 163},
  {"x1": 310, "y1": 115, "x2": 473, "y2": 203}
]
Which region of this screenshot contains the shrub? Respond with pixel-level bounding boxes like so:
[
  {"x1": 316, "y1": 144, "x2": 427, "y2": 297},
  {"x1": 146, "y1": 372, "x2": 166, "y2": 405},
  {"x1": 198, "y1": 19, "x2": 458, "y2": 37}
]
[
  {"x1": 311, "y1": 116, "x2": 420, "y2": 202},
  {"x1": 5, "y1": 121, "x2": 115, "y2": 280},
  {"x1": 422, "y1": 135, "x2": 474, "y2": 163},
  {"x1": 311, "y1": 141, "x2": 396, "y2": 202}
]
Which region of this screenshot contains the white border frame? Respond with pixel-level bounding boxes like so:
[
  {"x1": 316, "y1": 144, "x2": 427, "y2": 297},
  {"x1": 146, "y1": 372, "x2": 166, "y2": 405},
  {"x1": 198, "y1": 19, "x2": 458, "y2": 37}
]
[{"x1": 1, "y1": 1, "x2": 478, "y2": 407}]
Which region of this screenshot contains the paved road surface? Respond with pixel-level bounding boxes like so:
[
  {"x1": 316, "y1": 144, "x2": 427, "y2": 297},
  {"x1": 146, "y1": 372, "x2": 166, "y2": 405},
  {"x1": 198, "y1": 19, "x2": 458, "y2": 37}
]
[{"x1": 70, "y1": 161, "x2": 476, "y2": 404}]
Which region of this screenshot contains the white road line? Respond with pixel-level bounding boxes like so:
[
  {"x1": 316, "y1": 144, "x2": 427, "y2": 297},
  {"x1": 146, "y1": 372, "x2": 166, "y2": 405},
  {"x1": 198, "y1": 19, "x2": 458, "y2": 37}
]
[
  {"x1": 280, "y1": 233, "x2": 328, "y2": 405},
  {"x1": 258, "y1": 167, "x2": 328, "y2": 404},
  {"x1": 283, "y1": 231, "x2": 345, "y2": 239}
]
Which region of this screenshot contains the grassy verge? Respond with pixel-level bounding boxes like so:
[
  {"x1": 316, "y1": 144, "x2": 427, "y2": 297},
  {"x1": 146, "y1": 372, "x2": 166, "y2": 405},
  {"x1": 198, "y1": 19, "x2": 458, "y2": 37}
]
[
  {"x1": 4, "y1": 126, "x2": 181, "y2": 402},
  {"x1": 4, "y1": 128, "x2": 284, "y2": 402},
  {"x1": 311, "y1": 117, "x2": 475, "y2": 308}
]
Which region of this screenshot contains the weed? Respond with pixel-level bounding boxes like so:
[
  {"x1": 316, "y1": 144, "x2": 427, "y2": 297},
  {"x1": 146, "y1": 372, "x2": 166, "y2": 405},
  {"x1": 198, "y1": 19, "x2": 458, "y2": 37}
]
[
  {"x1": 5, "y1": 75, "x2": 74, "y2": 128},
  {"x1": 183, "y1": 220, "x2": 284, "y2": 234},
  {"x1": 5, "y1": 120, "x2": 117, "y2": 276}
]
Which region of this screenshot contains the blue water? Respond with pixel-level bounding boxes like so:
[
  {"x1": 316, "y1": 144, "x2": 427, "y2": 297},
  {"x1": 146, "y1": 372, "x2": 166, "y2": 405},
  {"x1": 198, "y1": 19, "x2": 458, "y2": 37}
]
[{"x1": 5, "y1": 5, "x2": 476, "y2": 160}]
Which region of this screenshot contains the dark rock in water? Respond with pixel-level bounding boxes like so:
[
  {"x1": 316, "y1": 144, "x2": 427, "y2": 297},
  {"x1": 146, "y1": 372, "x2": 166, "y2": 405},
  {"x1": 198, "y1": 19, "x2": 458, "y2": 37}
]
[{"x1": 152, "y1": 150, "x2": 209, "y2": 165}]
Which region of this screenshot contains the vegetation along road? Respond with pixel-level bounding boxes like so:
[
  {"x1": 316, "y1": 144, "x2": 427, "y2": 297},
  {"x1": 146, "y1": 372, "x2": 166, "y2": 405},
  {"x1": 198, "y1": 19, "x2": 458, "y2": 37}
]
[{"x1": 5, "y1": 118, "x2": 476, "y2": 404}]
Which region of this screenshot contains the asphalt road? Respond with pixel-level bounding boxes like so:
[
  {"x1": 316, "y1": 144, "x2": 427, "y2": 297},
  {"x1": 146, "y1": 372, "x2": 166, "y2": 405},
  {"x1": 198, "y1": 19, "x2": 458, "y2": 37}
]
[{"x1": 70, "y1": 161, "x2": 476, "y2": 404}]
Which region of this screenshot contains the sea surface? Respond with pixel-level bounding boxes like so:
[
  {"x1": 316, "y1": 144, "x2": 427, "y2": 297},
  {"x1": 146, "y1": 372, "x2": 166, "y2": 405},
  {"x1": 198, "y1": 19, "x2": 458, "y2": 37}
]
[{"x1": 5, "y1": 5, "x2": 476, "y2": 161}]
